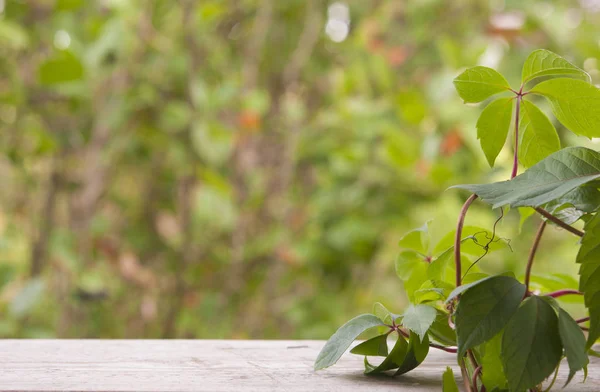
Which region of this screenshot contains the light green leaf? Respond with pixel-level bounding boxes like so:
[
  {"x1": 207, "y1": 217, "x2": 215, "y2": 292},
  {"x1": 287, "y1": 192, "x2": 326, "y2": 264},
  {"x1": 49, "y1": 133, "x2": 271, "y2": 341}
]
[
  {"x1": 480, "y1": 332, "x2": 508, "y2": 390},
  {"x1": 518, "y1": 100, "x2": 560, "y2": 167},
  {"x1": 557, "y1": 307, "x2": 589, "y2": 385},
  {"x1": 453, "y1": 147, "x2": 600, "y2": 208},
  {"x1": 38, "y1": 50, "x2": 84, "y2": 85},
  {"x1": 398, "y1": 221, "x2": 430, "y2": 255},
  {"x1": 350, "y1": 334, "x2": 389, "y2": 357},
  {"x1": 454, "y1": 275, "x2": 526, "y2": 358},
  {"x1": 501, "y1": 296, "x2": 563, "y2": 391},
  {"x1": 314, "y1": 314, "x2": 385, "y2": 370},
  {"x1": 522, "y1": 49, "x2": 590, "y2": 84},
  {"x1": 476, "y1": 97, "x2": 513, "y2": 167},
  {"x1": 395, "y1": 250, "x2": 429, "y2": 299},
  {"x1": 372, "y1": 302, "x2": 400, "y2": 324},
  {"x1": 442, "y1": 367, "x2": 459, "y2": 392},
  {"x1": 401, "y1": 304, "x2": 437, "y2": 341},
  {"x1": 531, "y1": 78, "x2": 600, "y2": 138},
  {"x1": 453, "y1": 66, "x2": 511, "y2": 103}
]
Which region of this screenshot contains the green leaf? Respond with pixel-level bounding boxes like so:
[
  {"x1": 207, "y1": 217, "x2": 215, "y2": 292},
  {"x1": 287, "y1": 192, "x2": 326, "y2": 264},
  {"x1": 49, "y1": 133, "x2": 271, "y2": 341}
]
[
  {"x1": 576, "y1": 213, "x2": 600, "y2": 347},
  {"x1": 364, "y1": 333, "x2": 409, "y2": 374},
  {"x1": 446, "y1": 274, "x2": 512, "y2": 303},
  {"x1": 372, "y1": 302, "x2": 400, "y2": 325},
  {"x1": 531, "y1": 78, "x2": 600, "y2": 138},
  {"x1": 442, "y1": 367, "x2": 459, "y2": 392},
  {"x1": 556, "y1": 307, "x2": 589, "y2": 385},
  {"x1": 428, "y1": 310, "x2": 457, "y2": 346},
  {"x1": 480, "y1": 332, "x2": 509, "y2": 390},
  {"x1": 350, "y1": 334, "x2": 389, "y2": 357},
  {"x1": 518, "y1": 100, "x2": 560, "y2": 167},
  {"x1": 401, "y1": 304, "x2": 437, "y2": 341},
  {"x1": 394, "y1": 332, "x2": 430, "y2": 376},
  {"x1": 453, "y1": 66, "x2": 511, "y2": 103},
  {"x1": 476, "y1": 97, "x2": 513, "y2": 167},
  {"x1": 501, "y1": 296, "x2": 563, "y2": 391},
  {"x1": 453, "y1": 147, "x2": 600, "y2": 208},
  {"x1": 38, "y1": 50, "x2": 84, "y2": 85},
  {"x1": 314, "y1": 314, "x2": 385, "y2": 370},
  {"x1": 454, "y1": 275, "x2": 526, "y2": 358},
  {"x1": 398, "y1": 221, "x2": 430, "y2": 255},
  {"x1": 395, "y1": 250, "x2": 429, "y2": 299},
  {"x1": 522, "y1": 49, "x2": 590, "y2": 84}
]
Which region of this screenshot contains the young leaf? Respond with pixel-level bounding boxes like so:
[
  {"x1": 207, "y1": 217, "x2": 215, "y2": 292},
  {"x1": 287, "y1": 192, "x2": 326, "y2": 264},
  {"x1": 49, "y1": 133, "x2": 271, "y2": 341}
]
[
  {"x1": 395, "y1": 250, "x2": 429, "y2": 299},
  {"x1": 453, "y1": 66, "x2": 511, "y2": 103},
  {"x1": 518, "y1": 100, "x2": 560, "y2": 167},
  {"x1": 479, "y1": 332, "x2": 509, "y2": 391},
  {"x1": 521, "y1": 49, "x2": 591, "y2": 84},
  {"x1": 531, "y1": 78, "x2": 600, "y2": 138},
  {"x1": 476, "y1": 97, "x2": 513, "y2": 167},
  {"x1": 373, "y1": 302, "x2": 399, "y2": 325},
  {"x1": 398, "y1": 221, "x2": 430, "y2": 255},
  {"x1": 556, "y1": 307, "x2": 589, "y2": 385},
  {"x1": 314, "y1": 314, "x2": 385, "y2": 370},
  {"x1": 442, "y1": 367, "x2": 459, "y2": 392},
  {"x1": 454, "y1": 275, "x2": 526, "y2": 358},
  {"x1": 453, "y1": 147, "x2": 600, "y2": 208},
  {"x1": 350, "y1": 334, "x2": 389, "y2": 357},
  {"x1": 501, "y1": 296, "x2": 563, "y2": 391},
  {"x1": 401, "y1": 304, "x2": 437, "y2": 342},
  {"x1": 576, "y1": 213, "x2": 600, "y2": 347}
]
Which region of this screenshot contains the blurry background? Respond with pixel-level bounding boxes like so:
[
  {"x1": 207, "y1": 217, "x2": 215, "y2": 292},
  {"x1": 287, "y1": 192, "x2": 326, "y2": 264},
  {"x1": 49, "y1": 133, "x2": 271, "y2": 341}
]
[{"x1": 0, "y1": 0, "x2": 599, "y2": 339}]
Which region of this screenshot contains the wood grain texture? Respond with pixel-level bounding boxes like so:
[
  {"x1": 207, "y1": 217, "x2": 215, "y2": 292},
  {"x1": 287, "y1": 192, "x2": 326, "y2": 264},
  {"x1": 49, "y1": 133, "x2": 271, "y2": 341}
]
[{"x1": 0, "y1": 340, "x2": 596, "y2": 391}]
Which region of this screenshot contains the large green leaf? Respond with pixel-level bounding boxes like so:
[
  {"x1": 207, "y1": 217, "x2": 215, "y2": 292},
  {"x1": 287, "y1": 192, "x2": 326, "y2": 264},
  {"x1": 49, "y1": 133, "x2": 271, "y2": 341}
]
[
  {"x1": 453, "y1": 66, "x2": 511, "y2": 103},
  {"x1": 442, "y1": 367, "x2": 459, "y2": 392},
  {"x1": 350, "y1": 334, "x2": 389, "y2": 357},
  {"x1": 401, "y1": 304, "x2": 437, "y2": 342},
  {"x1": 531, "y1": 78, "x2": 600, "y2": 138},
  {"x1": 521, "y1": 49, "x2": 590, "y2": 84},
  {"x1": 476, "y1": 97, "x2": 513, "y2": 167},
  {"x1": 557, "y1": 307, "x2": 589, "y2": 385},
  {"x1": 501, "y1": 296, "x2": 563, "y2": 391},
  {"x1": 454, "y1": 275, "x2": 526, "y2": 358},
  {"x1": 544, "y1": 184, "x2": 600, "y2": 225},
  {"x1": 453, "y1": 147, "x2": 600, "y2": 208},
  {"x1": 576, "y1": 213, "x2": 600, "y2": 347},
  {"x1": 314, "y1": 314, "x2": 385, "y2": 370},
  {"x1": 394, "y1": 332, "x2": 430, "y2": 376},
  {"x1": 480, "y1": 332, "x2": 508, "y2": 391},
  {"x1": 518, "y1": 100, "x2": 560, "y2": 167}
]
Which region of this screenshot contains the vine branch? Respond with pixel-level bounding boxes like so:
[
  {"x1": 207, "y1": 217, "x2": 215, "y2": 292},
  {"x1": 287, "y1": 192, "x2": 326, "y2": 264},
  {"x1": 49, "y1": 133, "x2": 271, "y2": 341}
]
[
  {"x1": 455, "y1": 194, "x2": 479, "y2": 287},
  {"x1": 544, "y1": 289, "x2": 582, "y2": 298},
  {"x1": 534, "y1": 207, "x2": 584, "y2": 237},
  {"x1": 511, "y1": 93, "x2": 522, "y2": 179},
  {"x1": 524, "y1": 220, "x2": 547, "y2": 295}
]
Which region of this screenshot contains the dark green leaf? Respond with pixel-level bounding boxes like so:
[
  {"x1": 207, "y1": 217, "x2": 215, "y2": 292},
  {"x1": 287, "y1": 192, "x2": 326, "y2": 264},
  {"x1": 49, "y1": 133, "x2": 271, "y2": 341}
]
[
  {"x1": 453, "y1": 66, "x2": 511, "y2": 103},
  {"x1": 501, "y1": 296, "x2": 562, "y2": 391},
  {"x1": 394, "y1": 332, "x2": 430, "y2": 375},
  {"x1": 557, "y1": 307, "x2": 589, "y2": 385},
  {"x1": 518, "y1": 100, "x2": 560, "y2": 167},
  {"x1": 453, "y1": 147, "x2": 600, "y2": 208},
  {"x1": 522, "y1": 49, "x2": 590, "y2": 84},
  {"x1": 401, "y1": 304, "x2": 437, "y2": 341},
  {"x1": 531, "y1": 78, "x2": 600, "y2": 138},
  {"x1": 454, "y1": 275, "x2": 526, "y2": 358},
  {"x1": 350, "y1": 334, "x2": 389, "y2": 357},
  {"x1": 314, "y1": 314, "x2": 385, "y2": 370},
  {"x1": 442, "y1": 367, "x2": 459, "y2": 392},
  {"x1": 364, "y1": 333, "x2": 409, "y2": 374},
  {"x1": 476, "y1": 97, "x2": 513, "y2": 167},
  {"x1": 428, "y1": 310, "x2": 457, "y2": 346}
]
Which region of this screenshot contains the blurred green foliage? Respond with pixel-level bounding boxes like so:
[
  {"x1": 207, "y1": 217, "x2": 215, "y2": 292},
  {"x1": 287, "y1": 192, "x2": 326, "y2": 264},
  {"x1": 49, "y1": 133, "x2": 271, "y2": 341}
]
[{"x1": 1, "y1": 0, "x2": 600, "y2": 338}]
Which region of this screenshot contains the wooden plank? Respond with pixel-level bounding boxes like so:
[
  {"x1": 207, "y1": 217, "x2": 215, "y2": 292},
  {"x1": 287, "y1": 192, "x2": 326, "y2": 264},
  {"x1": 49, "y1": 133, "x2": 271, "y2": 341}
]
[{"x1": 0, "y1": 340, "x2": 596, "y2": 391}]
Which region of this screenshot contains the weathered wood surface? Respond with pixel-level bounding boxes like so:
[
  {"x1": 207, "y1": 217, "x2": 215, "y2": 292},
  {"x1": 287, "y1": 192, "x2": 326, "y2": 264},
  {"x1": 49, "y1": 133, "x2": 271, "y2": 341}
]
[{"x1": 0, "y1": 340, "x2": 597, "y2": 391}]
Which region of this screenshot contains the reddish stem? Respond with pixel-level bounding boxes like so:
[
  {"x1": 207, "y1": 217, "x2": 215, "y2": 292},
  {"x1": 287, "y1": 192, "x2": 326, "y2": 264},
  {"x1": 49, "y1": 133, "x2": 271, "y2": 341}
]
[
  {"x1": 455, "y1": 194, "x2": 479, "y2": 287},
  {"x1": 524, "y1": 220, "x2": 546, "y2": 296},
  {"x1": 577, "y1": 317, "x2": 590, "y2": 324},
  {"x1": 511, "y1": 93, "x2": 522, "y2": 179},
  {"x1": 430, "y1": 343, "x2": 458, "y2": 354},
  {"x1": 544, "y1": 289, "x2": 583, "y2": 298},
  {"x1": 534, "y1": 207, "x2": 584, "y2": 237},
  {"x1": 472, "y1": 365, "x2": 483, "y2": 392}
]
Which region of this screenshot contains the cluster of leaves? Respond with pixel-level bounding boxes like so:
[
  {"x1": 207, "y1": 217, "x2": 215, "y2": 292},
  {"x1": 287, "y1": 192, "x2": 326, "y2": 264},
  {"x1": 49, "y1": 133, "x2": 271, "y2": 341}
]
[{"x1": 315, "y1": 50, "x2": 600, "y2": 391}]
